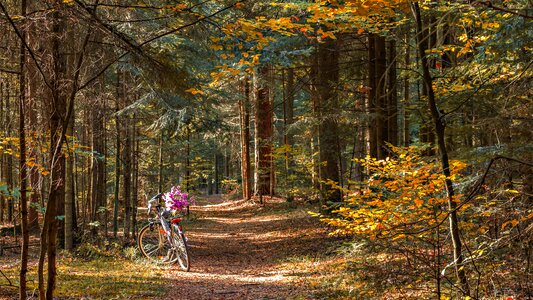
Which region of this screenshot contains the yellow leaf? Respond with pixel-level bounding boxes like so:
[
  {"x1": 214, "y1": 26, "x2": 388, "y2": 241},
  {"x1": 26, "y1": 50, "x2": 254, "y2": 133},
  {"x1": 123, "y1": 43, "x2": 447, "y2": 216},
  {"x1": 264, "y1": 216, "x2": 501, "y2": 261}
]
[{"x1": 185, "y1": 88, "x2": 204, "y2": 95}]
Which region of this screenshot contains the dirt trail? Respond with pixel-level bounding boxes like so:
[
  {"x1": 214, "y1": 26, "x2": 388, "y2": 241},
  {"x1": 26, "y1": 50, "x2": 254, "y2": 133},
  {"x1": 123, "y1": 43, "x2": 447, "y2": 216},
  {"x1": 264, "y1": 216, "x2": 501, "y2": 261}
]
[{"x1": 161, "y1": 195, "x2": 335, "y2": 300}]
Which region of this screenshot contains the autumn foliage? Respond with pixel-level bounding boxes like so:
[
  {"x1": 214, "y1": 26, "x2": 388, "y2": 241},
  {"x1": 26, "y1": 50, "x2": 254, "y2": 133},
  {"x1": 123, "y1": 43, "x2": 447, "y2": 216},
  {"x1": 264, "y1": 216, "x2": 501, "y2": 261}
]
[
  {"x1": 317, "y1": 145, "x2": 533, "y2": 297},
  {"x1": 321, "y1": 145, "x2": 466, "y2": 240}
]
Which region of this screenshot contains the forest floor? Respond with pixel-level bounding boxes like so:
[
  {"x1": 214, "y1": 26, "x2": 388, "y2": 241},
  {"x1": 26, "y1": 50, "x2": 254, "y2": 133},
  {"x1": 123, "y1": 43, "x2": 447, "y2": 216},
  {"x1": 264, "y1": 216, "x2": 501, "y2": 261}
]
[
  {"x1": 0, "y1": 195, "x2": 344, "y2": 299},
  {"x1": 160, "y1": 194, "x2": 341, "y2": 299}
]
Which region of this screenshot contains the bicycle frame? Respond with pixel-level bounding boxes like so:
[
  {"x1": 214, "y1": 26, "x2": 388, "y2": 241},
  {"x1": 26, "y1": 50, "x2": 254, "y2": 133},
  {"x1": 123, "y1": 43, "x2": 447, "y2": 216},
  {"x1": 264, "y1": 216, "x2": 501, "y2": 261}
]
[
  {"x1": 140, "y1": 193, "x2": 190, "y2": 270},
  {"x1": 147, "y1": 194, "x2": 184, "y2": 245},
  {"x1": 147, "y1": 194, "x2": 173, "y2": 244}
]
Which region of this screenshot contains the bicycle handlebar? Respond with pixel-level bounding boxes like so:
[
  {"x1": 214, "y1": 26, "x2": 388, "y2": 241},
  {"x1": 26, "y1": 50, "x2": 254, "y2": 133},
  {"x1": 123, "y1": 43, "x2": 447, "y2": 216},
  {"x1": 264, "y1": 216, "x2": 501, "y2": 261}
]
[{"x1": 147, "y1": 193, "x2": 163, "y2": 212}]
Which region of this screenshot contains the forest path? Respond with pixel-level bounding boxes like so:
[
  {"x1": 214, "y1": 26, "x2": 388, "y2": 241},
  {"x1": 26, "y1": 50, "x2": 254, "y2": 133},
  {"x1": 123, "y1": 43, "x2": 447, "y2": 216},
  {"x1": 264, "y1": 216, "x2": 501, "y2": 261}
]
[{"x1": 160, "y1": 195, "x2": 335, "y2": 300}]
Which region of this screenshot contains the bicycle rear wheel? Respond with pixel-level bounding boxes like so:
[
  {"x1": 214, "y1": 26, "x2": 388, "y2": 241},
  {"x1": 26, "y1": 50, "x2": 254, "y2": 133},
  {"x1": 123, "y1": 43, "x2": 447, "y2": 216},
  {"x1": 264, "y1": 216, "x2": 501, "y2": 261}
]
[
  {"x1": 138, "y1": 223, "x2": 179, "y2": 264},
  {"x1": 172, "y1": 230, "x2": 190, "y2": 271}
]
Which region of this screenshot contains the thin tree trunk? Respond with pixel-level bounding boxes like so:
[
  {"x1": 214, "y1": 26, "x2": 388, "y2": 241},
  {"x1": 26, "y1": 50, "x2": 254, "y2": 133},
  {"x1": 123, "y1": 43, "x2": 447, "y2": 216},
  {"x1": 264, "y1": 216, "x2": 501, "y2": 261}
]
[
  {"x1": 284, "y1": 68, "x2": 295, "y2": 202},
  {"x1": 310, "y1": 48, "x2": 321, "y2": 191},
  {"x1": 375, "y1": 35, "x2": 387, "y2": 159},
  {"x1": 123, "y1": 116, "x2": 131, "y2": 240},
  {"x1": 158, "y1": 132, "x2": 163, "y2": 194},
  {"x1": 113, "y1": 72, "x2": 121, "y2": 238},
  {"x1": 387, "y1": 39, "x2": 398, "y2": 147},
  {"x1": 403, "y1": 31, "x2": 411, "y2": 146},
  {"x1": 6, "y1": 84, "x2": 14, "y2": 222},
  {"x1": 19, "y1": 1, "x2": 29, "y2": 297},
  {"x1": 185, "y1": 128, "x2": 190, "y2": 193},
  {"x1": 239, "y1": 78, "x2": 252, "y2": 200},
  {"x1": 214, "y1": 153, "x2": 219, "y2": 194},
  {"x1": 0, "y1": 80, "x2": 4, "y2": 222},
  {"x1": 131, "y1": 119, "x2": 138, "y2": 237},
  {"x1": 367, "y1": 34, "x2": 377, "y2": 159},
  {"x1": 65, "y1": 110, "x2": 75, "y2": 249},
  {"x1": 412, "y1": 2, "x2": 469, "y2": 295},
  {"x1": 102, "y1": 105, "x2": 107, "y2": 237}
]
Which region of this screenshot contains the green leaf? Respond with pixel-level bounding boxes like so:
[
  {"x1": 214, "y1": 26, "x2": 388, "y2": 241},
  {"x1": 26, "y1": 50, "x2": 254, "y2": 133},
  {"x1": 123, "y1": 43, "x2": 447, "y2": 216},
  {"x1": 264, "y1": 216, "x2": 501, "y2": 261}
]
[{"x1": 0, "y1": 184, "x2": 8, "y2": 194}]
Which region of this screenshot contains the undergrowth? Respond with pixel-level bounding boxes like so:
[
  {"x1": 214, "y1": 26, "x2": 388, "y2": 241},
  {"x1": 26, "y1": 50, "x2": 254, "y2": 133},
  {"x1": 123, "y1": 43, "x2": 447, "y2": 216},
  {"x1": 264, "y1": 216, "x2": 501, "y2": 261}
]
[{"x1": 0, "y1": 248, "x2": 170, "y2": 299}]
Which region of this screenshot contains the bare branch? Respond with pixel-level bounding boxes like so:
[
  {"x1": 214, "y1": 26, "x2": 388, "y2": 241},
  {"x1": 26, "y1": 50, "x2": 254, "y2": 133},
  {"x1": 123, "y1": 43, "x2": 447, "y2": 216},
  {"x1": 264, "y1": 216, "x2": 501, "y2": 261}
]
[
  {"x1": 0, "y1": 0, "x2": 53, "y2": 92},
  {"x1": 0, "y1": 67, "x2": 20, "y2": 74},
  {"x1": 479, "y1": 1, "x2": 533, "y2": 19},
  {"x1": 139, "y1": 1, "x2": 245, "y2": 47}
]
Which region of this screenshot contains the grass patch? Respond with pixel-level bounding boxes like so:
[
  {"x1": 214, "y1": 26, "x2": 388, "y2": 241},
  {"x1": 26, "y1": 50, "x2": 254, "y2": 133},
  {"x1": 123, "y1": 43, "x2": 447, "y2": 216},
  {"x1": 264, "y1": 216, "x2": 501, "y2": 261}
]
[
  {"x1": 280, "y1": 242, "x2": 442, "y2": 299},
  {"x1": 1, "y1": 256, "x2": 169, "y2": 298}
]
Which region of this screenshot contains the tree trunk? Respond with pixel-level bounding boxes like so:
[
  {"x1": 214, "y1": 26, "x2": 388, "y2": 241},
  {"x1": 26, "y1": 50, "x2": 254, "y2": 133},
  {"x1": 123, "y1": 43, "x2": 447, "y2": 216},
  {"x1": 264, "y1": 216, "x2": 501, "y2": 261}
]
[
  {"x1": 185, "y1": 128, "x2": 190, "y2": 193},
  {"x1": 123, "y1": 118, "x2": 132, "y2": 240},
  {"x1": 284, "y1": 68, "x2": 295, "y2": 202},
  {"x1": 113, "y1": 89, "x2": 121, "y2": 238},
  {"x1": 375, "y1": 35, "x2": 387, "y2": 159},
  {"x1": 38, "y1": 7, "x2": 69, "y2": 296},
  {"x1": 65, "y1": 109, "x2": 75, "y2": 250},
  {"x1": 403, "y1": 31, "x2": 411, "y2": 146},
  {"x1": 0, "y1": 81, "x2": 4, "y2": 223},
  {"x1": 239, "y1": 77, "x2": 252, "y2": 200},
  {"x1": 254, "y1": 64, "x2": 274, "y2": 198},
  {"x1": 158, "y1": 132, "x2": 163, "y2": 194},
  {"x1": 420, "y1": 15, "x2": 437, "y2": 154},
  {"x1": 5, "y1": 83, "x2": 14, "y2": 222},
  {"x1": 19, "y1": 1, "x2": 29, "y2": 297},
  {"x1": 412, "y1": 2, "x2": 470, "y2": 295},
  {"x1": 310, "y1": 49, "x2": 320, "y2": 191},
  {"x1": 387, "y1": 39, "x2": 398, "y2": 147},
  {"x1": 317, "y1": 37, "x2": 341, "y2": 203},
  {"x1": 214, "y1": 153, "x2": 219, "y2": 194},
  {"x1": 131, "y1": 121, "x2": 139, "y2": 237},
  {"x1": 367, "y1": 34, "x2": 377, "y2": 159},
  {"x1": 90, "y1": 90, "x2": 105, "y2": 234}
]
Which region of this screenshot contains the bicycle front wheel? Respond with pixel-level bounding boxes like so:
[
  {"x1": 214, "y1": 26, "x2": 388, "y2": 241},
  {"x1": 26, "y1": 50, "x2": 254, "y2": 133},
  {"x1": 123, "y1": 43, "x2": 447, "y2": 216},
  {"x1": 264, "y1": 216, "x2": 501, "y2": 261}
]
[
  {"x1": 172, "y1": 231, "x2": 190, "y2": 272},
  {"x1": 138, "y1": 223, "x2": 179, "y2": 264}
]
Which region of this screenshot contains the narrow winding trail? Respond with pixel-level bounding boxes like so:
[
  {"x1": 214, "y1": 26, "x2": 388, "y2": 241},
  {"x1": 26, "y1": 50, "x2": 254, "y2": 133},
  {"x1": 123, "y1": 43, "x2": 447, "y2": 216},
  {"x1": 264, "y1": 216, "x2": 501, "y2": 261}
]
[{"x1": 161, "y1": 196, "x2": 335, "y2": 300}]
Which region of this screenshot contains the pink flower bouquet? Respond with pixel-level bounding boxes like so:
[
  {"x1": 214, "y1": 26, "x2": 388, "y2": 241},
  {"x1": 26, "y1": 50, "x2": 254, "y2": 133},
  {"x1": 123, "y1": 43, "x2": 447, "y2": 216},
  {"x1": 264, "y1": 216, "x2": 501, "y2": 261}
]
[{"x1": 163, "y1": 186, "x2": 190, "y2": 213}]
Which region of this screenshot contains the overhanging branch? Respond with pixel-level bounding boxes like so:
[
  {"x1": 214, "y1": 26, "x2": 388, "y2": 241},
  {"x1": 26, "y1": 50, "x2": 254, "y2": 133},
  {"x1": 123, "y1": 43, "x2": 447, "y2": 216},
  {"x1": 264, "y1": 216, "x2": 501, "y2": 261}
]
[{"x1": 0, "y1": 67, "x2": 20, "y2": 74}]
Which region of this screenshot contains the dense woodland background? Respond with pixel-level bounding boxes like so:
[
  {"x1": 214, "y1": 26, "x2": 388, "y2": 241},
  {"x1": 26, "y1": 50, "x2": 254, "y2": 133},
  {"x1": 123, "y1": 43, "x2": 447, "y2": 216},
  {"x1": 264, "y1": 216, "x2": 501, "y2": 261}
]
[{"x1": 0, "y1": 0, "x2": 532, "y2": 299}]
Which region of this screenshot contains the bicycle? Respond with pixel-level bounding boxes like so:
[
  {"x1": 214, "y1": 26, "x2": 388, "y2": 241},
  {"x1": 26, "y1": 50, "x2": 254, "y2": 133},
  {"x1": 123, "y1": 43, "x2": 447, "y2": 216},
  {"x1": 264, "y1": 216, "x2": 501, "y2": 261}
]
[{"x1": 137, "y1": 193, "x2": 190, "y2": 271}]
